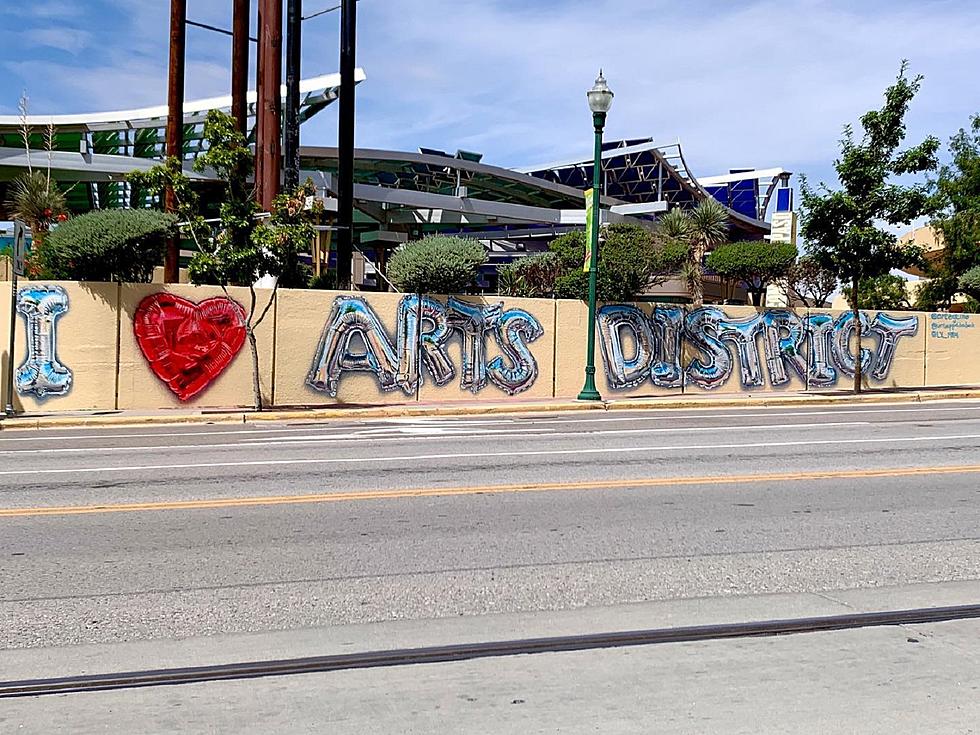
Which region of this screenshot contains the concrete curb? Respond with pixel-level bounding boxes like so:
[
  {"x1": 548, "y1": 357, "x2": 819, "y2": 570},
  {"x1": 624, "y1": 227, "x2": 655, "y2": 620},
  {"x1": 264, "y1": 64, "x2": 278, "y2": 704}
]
[{"x1": 2, "y1": 389, "x2": 980, "y2": 431}]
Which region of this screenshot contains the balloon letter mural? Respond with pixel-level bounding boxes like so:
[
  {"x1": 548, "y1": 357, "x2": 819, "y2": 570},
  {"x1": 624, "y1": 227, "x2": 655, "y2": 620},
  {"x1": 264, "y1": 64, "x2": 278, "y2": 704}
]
[
  {"x1": 597, "y1": 305, "x2": 919, "y2": 392},
  {"x1": 307, "y1": 295, "x2": 544, "y2": 397}
]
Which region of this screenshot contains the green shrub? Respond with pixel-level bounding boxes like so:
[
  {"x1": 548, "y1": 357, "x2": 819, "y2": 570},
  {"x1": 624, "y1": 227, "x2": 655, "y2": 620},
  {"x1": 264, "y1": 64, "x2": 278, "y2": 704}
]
[
  {"x1": 42, "y1": 208, "x2": 177, "y2": 282},
  {"x1": 387, "y1": 235, "x2": 486, "y2": 294},
  {"x1": 497, "y1": 252, "x2": 562, "y2": 297},
  {"x1": 550, "y1": 223, "x2": 687, "y2": 301},
  {"x1": 308, "y1": 269, "x2": 338, "y2": 290}
]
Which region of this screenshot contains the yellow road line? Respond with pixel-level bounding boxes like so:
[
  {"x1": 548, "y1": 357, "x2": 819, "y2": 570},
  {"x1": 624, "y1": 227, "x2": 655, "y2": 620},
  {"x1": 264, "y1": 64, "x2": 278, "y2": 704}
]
[{"x1": 2, "y1": 464, "x2": 980, "y2": 518}]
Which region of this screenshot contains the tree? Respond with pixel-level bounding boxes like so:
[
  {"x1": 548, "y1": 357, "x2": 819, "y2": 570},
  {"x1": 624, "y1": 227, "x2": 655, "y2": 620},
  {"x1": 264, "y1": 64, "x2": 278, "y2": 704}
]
[
  {"x1": 387, "y1": 235, "x2": 487, "y2": 294},
  {"x1": 129, "y1": 109, "x2": 320, "y2": 410},
  {"x1": 842, "y1": 273, "x2": 912, "y2": 310},
  {"x1": 801, "y1": 61, "x2": 939, "y2": 392},
  {"x1": 549, "y1": 223, "x2": 687, "y2": 301},
  {"x1": 706, "y1": 241, "x2": 797, "y2": 306},
  {"x1": 656, "y1": 200, "x2": 729, "y2": 305},
  {"x1": 784, "y1": 254, "x2": 838, "y2": 307},
  {"x1": 916, "y1": 115, "x2": 980, "y2": 310},
  {"x1": 960, "y1": 266, "x2": 980, "y2": 300},
  {"x1": 41, "y1": 209, "x2": 177, "y2": 282}
]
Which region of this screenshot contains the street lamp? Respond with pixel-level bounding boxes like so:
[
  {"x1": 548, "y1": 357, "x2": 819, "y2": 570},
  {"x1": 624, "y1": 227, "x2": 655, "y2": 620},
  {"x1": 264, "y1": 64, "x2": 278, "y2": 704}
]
[{"x1": 577, "y1": 70, "x2": 613, "y2": 401}]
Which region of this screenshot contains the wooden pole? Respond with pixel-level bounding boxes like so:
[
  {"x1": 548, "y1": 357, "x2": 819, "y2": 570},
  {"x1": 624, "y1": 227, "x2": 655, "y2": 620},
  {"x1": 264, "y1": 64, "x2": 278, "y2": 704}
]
[
  {"x1": 336, "y1": 0, "x2": 357, "y2": 289},
  {"x1": 256, "y1": 0, "x2": 283, "y2": 211},
  {"x1": 164, "y1": 0, "x2": 187, "y2": 283},
  {"x1": 283, "y1": 0, "x2": 302, "y2": 191},
  {"x1": 231, "y1": 0, "x2": 250, "y2": 133}
]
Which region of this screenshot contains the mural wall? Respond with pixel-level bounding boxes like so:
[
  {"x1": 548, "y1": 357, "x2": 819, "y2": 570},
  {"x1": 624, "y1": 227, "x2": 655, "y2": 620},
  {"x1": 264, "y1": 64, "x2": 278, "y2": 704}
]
[{"x1": 1, "y1": 280, "x2": 977, "y2": 412}]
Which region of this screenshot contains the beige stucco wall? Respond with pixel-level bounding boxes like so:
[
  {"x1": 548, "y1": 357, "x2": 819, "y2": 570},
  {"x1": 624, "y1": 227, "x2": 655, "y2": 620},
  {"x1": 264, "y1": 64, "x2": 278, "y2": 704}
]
[
  {"x1": 117, "y1": 283, "x2": 275, "y2": 410},
  {"x1": 1, "y1": 281, "x2": 977, "y2": 414},
  {"x1": 924, "y1": 312, "x2": 980, "y2": 386},
  {"x1": 1, "y1": 280, "x2": 119, "y2": 411}
]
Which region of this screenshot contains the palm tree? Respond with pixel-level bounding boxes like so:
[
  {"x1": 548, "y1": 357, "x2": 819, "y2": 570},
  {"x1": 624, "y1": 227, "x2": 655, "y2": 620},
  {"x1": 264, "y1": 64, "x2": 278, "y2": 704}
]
[{"x1": 685, "y1": 198, "x2": 729, "y2": 306}]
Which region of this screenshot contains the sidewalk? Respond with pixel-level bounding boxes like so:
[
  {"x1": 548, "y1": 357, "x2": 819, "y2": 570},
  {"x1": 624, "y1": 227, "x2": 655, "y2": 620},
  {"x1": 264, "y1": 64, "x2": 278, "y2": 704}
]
[{"x1": 2, "y1": 386, "x2": 980, "y2": 431}]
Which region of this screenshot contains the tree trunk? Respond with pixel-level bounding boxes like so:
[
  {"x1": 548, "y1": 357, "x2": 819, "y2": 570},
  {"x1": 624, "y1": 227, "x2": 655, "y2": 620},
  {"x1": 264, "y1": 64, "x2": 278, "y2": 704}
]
[
  {"x1": 248, "y1": 329, "x2": 263, "y2": 410},
  {"x1": 690, "y1": 244, "x2": 705, "y2": 307},
  {"x1": 852, "y1": 275, "x2": 862, "y2": 394}
]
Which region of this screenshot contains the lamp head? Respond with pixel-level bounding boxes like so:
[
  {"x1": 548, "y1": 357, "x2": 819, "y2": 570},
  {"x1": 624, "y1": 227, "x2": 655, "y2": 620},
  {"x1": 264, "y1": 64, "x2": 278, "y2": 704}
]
[{"x1": 587, "y1": 70, "x2": 614, "y2": 114}]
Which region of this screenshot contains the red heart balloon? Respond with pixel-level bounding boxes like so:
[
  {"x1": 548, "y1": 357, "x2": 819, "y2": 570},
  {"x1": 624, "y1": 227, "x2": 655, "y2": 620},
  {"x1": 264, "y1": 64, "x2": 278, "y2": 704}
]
[{"x1": 134, "y1": 293, "x2": 247, "y2": 402}]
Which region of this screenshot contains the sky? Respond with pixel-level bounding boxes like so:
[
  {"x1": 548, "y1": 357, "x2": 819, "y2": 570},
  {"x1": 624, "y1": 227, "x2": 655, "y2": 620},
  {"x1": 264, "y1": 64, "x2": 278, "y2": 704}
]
[{"x1": 3, "y1": 0, "x2": 980, "y2": 193}]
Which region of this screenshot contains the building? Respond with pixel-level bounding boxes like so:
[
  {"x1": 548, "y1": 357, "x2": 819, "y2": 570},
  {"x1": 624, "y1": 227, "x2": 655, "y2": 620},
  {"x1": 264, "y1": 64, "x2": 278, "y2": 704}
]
[{"x1": 0, "y1": 70, "x2": 796, "y2": 302}]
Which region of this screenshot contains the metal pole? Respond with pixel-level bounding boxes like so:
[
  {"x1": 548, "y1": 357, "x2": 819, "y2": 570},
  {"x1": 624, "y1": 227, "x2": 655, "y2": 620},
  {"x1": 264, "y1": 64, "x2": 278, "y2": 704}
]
[
  {"x1": 336, "y1": 0, "x2": 357, "y2": 289},
  {"x1": 256, "y1": 0, "x2": 283, "y2": 211},
  {"x1": 231, "y1": 0, "x2": 250, "y2": 133},
  {"x1": 164, "y1": 0, "x2": 187, "y2": 283},
  {"x1": 284, "y1": 0, "x2": 302, "y2": 191},
  {"x1": 4, "y1": 272, "x2": 16, "y2": 415},
  {"x1": 577, "y1": 110, "x2": 606, "y2": 401}
]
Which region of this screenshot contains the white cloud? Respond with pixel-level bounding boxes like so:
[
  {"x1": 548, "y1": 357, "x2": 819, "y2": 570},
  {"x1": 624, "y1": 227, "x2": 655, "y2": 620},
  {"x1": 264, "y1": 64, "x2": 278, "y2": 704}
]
[
  {"x1": 7, "y1": 0, "x2": 980, "y2": 190},
  {"x1": 23, "y1": 28, "x2": 93, "y2": 54}
]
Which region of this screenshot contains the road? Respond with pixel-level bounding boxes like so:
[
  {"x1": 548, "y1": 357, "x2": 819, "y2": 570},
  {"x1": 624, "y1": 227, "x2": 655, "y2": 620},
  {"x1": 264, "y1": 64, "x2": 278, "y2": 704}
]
[{"x1": 1, "y1": 399, "x2": 979, "y2": 731}]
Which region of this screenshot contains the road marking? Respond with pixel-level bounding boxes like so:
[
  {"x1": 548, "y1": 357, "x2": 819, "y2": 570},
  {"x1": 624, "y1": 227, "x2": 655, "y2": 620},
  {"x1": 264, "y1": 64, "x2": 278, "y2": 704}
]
[
  {"x1": 241, "y1": 421, "x2": 869, "y2": 445},
  {"x1": 1, "y1": 401, "x2": 979, "y2": 443},
  {"x1": 0, "y1": 421, "x2": 869, "y2": 456},
  {"x1": 3, "y1": 464, "x2": 980, "y2": 517},
  {"x1": 0, "y1": 428, "x2": 557, "y2": 455},
  {"x1": 1, "y1": 433, "x2": 979, "y2": 477}
]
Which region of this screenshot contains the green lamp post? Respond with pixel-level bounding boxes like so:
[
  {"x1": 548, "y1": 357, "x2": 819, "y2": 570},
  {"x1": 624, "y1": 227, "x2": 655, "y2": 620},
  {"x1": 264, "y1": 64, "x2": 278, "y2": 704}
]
[{"x1": 577, "y1": 70, "x2": 614, "y2": 401}]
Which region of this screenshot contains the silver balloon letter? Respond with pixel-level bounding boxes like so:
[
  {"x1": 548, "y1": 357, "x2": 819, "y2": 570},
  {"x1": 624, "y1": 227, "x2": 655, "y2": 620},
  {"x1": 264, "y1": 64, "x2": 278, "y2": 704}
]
[
  {"x1": 488, "y1": 308, "x2": 544, "y2": 395},
  {"x1": 307, "y1": 296, "x2": 411, "y2": 397},
  {"x1": 15, "y1": 285, "x2": 72, "y2": 398},
  {"x1": 597, "y1": 304, "x2": 655, "y2": 390}
]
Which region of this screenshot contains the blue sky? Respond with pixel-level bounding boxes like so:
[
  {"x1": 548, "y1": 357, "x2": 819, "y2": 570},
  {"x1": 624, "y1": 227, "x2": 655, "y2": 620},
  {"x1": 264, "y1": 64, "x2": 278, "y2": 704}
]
[{"x1": 4, "y1": 0, "x2": 980, "y2": 190}]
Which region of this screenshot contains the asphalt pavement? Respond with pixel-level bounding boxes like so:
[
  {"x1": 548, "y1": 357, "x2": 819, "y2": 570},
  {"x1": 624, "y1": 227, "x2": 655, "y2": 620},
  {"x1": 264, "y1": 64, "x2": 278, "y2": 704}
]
[{"x1": 1, "y1": 399, "x2": 978, "y2": 731}]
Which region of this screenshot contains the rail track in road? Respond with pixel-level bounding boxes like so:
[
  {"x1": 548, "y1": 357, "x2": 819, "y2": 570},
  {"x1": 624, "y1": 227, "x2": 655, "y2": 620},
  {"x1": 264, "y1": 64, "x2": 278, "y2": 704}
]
[{"x1": 3, "y1": 604, "x2": 978, "y2": 699}]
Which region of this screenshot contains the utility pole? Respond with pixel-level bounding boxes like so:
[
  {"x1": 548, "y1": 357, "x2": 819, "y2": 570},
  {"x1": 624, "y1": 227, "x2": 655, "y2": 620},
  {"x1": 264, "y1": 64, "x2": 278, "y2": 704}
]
[
  {"x1": 256, "y1": 0, "x2": 283, "y2": 211},
  {"x1": 164, "y1": 0, "x2": 186, "y2": 283},
  {"x1": 284, "y1": 0, "x2": 302, "y2": 191},
  {"x1": 336, "y1": 0, "x2": 357, "y2": 289},
  {"x1": 231, "y1": 0, "x2": 250, "y2": 133}
]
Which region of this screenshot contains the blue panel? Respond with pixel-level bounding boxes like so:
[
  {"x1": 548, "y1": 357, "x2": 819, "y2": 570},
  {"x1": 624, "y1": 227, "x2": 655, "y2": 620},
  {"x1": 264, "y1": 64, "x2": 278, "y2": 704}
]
[
  {"x1": 705, "y1": 185, "x2": 728, "y2": 207},
  {"x1": 729, "y1": 178, "x2": 759, "y2": 219},
  {"x1": 776, "y1": 187, "x2": 794, "y2": 212}
]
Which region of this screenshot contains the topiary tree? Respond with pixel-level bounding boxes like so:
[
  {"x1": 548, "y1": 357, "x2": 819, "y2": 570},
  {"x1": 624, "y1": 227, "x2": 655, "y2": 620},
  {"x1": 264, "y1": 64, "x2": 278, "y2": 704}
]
[
  {"x1": 387, "y1": 235, "x2": 487, "y2": 294},
  {"x1": 550, "y1": 223, "x2": 687, "y2": 301},
  {"x1": 41, "y1": 209, "x2": 177, "y2": 282},
  {"x1": 801, "y1": 61, "x2": 939, "y2": 392},
  {"x1": 706, "y1": 241, "x2": 797, "y2": 306},
  {"x1": 842, "y1": 273, "x2": 912, "y2": 310}
]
